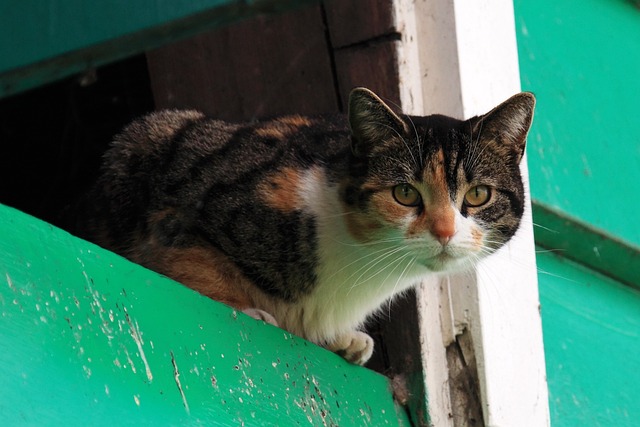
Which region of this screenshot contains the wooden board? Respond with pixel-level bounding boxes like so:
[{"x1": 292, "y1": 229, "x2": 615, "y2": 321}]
[
  {"x1": 147, "y1": 4, "x2": 339, "y2": 120},
  {"x1": 146, "y1": 0, "x2": 401, "y2": 117},
  {"x1": 333, "y1": 40, "x2": 401, "y2": 111},
  {"x1": 323, "y1": 0, "x2": 396, "y2": 48}
]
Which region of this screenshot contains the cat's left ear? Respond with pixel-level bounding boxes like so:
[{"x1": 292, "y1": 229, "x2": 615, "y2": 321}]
[
  {"x1": 348, "y1": 88, "x2": 409, "y2": 156},
  {"x1": 471, "y1": 92, "x2": 536, "y2": 163}
]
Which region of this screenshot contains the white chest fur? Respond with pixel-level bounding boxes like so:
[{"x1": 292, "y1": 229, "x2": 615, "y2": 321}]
[{"x1": 291, "y1": 168, "x2": 428, "y2": 343}]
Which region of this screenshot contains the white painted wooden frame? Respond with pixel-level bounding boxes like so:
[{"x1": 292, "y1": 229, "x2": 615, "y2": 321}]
[{"x1": 392, "y1": 0, "x2": 550, "y2": 425}]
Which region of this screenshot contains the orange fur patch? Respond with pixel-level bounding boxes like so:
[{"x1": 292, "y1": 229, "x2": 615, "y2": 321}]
[
  {"x1": 409, "y1": 148, "x2": 456, "y2": 238},
  {"x1": 372, "y1": 191, "x2": 410, "y2": 223},
  {"x1": 343, "y1": 191, "x2": 404, "y2": 242},
  {"x1": 260, "y1": 167, "x2": 304, "y2": 213},
  {"x1": 143, "y1": 242, "x2": 256, "y2": 310},
  {"x1": 471, "y1": 226, "x2": 484, "y2": 247},
  {"x1": 255, "y1": 115, "x2": 312, "y2": 139},
  {"x1": 424, "y1": 149, "x2": 448, "y2": 199},
  {"x1": 343, "y1": 211, "x2": 384, "y2": 242},
  {"x1": 277, "y1": 115, "x2": 312, "y2": 127}
]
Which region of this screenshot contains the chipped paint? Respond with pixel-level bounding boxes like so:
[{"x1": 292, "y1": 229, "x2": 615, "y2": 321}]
[
  {"x1": 124, "y1": 307, "x2": 153, "y2": 382},
  {"x1": 170, "y1": 351, "x2": 190, "y2": 415},
  {"x1": 0, "y1": 203, "x2": 409, "y2": 426}
]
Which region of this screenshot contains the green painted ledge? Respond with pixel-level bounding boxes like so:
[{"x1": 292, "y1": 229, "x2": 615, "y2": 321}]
[
  {"x1": 0, "y1": 203, "x2": 410, "y2": 426},
  {"x1": 0, "y1": 0, "x2": 315, "y2": 98},
  {"x1": 532, "y1": 201, "x2": 640, "y2": 291}
]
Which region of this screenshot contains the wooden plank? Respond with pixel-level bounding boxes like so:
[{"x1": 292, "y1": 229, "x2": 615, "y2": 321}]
[
  {"x1": 0, "y1": 0, "x2": 317, "y2": 99},
  {"x1": 323, "y1": 0, "x2": 396, "y2": 48},
  {"x1": 147, "y1": 4, "x2": 338, "y2": 119},
  {"x1": 0, "y1": 203, "x2": 410, "y2": 426},
  {"x1": 333, "y1": 40, "x2": 402, "y2": 111}
]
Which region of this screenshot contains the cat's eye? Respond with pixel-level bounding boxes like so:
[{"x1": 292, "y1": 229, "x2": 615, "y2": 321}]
[
  {"x1": 393, "y1": 184, "x2": 421, "y2": 207},
  {"x1": 464, "y1": 185, "x2": 491, "y2": 207}
]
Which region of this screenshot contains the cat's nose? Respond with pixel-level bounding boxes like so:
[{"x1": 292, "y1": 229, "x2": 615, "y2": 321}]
[
  {"x1": 437, "y1": 236, "x2": 452, "y2": 246},
  {"x1": 432, "y1": 222, "x2": 455, "y2": 246}
]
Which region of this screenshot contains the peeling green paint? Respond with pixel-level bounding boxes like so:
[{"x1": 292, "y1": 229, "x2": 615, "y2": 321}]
[{"x1": 0, "y1": 204, "x2": 409, "y2": 426}]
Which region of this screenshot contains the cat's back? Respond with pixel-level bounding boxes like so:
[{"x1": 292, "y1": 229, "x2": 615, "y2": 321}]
[
  {"x1": 104, "y1": 109, "x2": 350, "y2": 182},
  {"x1": 84, "y1": 109, "x2": 350, "y2": 254},
  {"x1": 103, "y1": 109, "x2": 235, "y2": 174}
]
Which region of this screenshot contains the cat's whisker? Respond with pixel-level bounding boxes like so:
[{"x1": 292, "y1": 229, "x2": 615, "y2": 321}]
[
  {"x1": 329, "y1": 235, "x2": 406, "y2": 248},
  {"x1": 465, "y1": 120, "x2": 493, "y2": 173},
  {"x1": 366, "y1": 255, "x2": 414, "y2": 317},
  {"x1": 535, "y1": 267, "x2": 577, "y2": 283},
  {"x1": 330, "y1": 247, "x2": 405, "y2": 302},
  {"x1": 324, "y1": 244, "x2": 406, "y2": 284},
  {"x1": 377, "y1": 251, "x2": 415, "y2": 293},
  {"x1": 404, "y1": 114, "x2": 424, "y2": 166},
  {"x1": 345, "y1": 246, "x2": 409, "y2": 295},
  {"x1": 532, "y1": 222, "x2": 559, "y2": 233},
  {"x1": 466, "y1": 139, "x2": 491, "y2": 173},
  {"x1": 384, "y1": 255, "x2": 418, "y2": 318},
  {"x1": 391, "y1": 255, "x2": 418, "y2": 295}
]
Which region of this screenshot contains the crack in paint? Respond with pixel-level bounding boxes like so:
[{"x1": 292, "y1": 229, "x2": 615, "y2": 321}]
[{"x1": 170, "y1": 350, "x2": 190, "y2": 415}]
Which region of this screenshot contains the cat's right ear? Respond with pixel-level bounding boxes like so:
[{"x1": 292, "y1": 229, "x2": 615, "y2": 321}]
[
  {"x1": 348, "y1": 88, "x2": 408, "y2": 156},
  {"x1": 471, "y1": 92, "x2": 536, "y2": 164}
]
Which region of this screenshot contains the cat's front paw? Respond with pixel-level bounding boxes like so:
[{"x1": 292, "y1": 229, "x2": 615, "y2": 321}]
[
  {"x1": 242, "y1": 308, "x2": 279, "y2": 326},
  {"x1": 326, "y1": 331, "x2": 374, "y2": 365}
]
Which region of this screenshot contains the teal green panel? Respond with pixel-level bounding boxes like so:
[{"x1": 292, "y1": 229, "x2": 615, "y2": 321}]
[
  {"x1": 0, "y1": 0, "x2": 313, "y2": 98},
  {"x1": 532, "y1": 202, "x2": 640, "y2": 289},
  {"x1": 537, "y1": 250, "x2": 640, "y2": 426},
  {"x1": 514, "y1": 0, "x2": 640, "y2": 247},
  {"x1": 0, "y1": 203, "x2": 409, "y2": 426}
]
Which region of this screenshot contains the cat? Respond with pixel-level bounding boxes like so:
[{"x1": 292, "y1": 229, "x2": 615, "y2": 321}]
[{"x1": 79, "y1": 87, "x2": 535, "y2": 365}]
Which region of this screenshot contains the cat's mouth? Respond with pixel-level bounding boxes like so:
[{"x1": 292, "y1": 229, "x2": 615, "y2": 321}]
[{"x1": 420, "y1": 249, "x2": 465, "y2": 272}]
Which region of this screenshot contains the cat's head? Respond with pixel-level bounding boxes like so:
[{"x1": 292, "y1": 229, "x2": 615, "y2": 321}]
[{"x1": 342, "y1": 87, "x2": 535, "y2": 273}]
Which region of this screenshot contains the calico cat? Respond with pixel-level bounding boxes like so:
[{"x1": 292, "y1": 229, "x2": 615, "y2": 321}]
[{"x1": 80, "y1": 88, "x2": 535, "y2": 365}]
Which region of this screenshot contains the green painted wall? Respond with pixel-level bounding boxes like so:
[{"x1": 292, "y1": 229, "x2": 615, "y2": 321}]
[
  {"x1": 537, "y1": 251, "x2": 640, "y2": 426},
  {"x1": 515, "y1": 0, "x2": 640, "y2": 425},
  {"x1": 515, "y1": 0, "x2": 640, "y2": 247},
  {"x1": 0, "y1": 204, "x2": 409, "y2": 426}
]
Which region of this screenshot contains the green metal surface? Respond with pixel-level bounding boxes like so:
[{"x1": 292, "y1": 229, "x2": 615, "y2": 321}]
[
  {"x1": 537, "y1": 250, "x2": 640, "y2": 426},
  {"x1": 515, "y1": 0, "x2": 640, "y2": 250},
  {"x1": 0, "y1": 203, "x2": 409, "y2": 426},
  {"x1": 0, "y1": 0, "x2": 315, "y2": 98}
]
